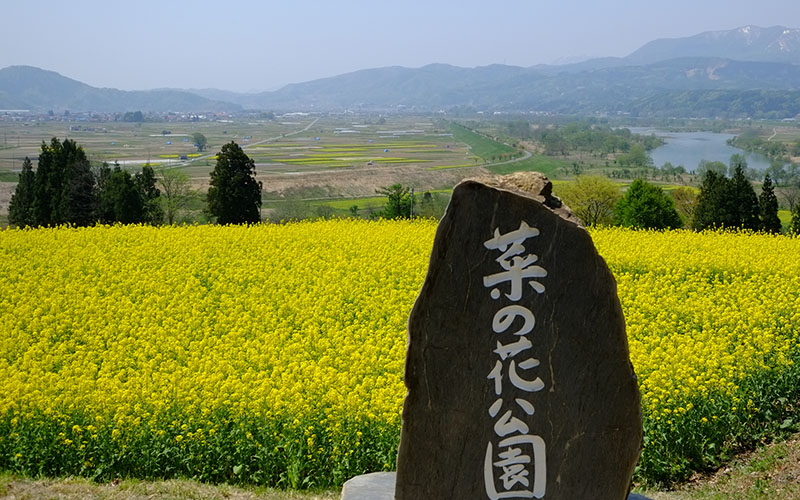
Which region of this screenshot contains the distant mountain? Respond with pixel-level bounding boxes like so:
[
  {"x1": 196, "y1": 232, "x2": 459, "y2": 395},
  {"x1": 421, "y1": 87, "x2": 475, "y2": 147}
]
[
  {"x1": 0, "y1": 66, "x2": 240, "y2": 113},
  {"x1": 198, "y1": 25, "x2": 800, "y2": 116},
  {"x1": 626, "y1": 25, "x2": 800, "y2": 65},
  {"x1": 3, "y1": 25, "x2": 800, "y2": 118},
  {"x1": 222, "y1": 57, "x2": 800, "y2": 117}
]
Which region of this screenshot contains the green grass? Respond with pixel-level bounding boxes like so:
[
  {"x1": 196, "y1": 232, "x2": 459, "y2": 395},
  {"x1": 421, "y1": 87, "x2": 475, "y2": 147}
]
[
  {"x1": 447, "y1": 122, "x2": 516, "y2": 160},
  {"x1": 0, "y1": 171, "x2": 18, "y2": 182},
  {"x1": 0, "y1": 473, "x2": 338, "y2": 500},
  {"x1": 779, "y1": 210, "x2": 792, "y2": 232},
  {"x1": 486, "y1": 154, "x2": 569, "y2": 177}
]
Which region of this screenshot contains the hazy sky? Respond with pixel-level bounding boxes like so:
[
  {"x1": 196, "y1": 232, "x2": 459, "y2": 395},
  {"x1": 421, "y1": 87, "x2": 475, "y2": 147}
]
[{"x1": 2, "y1": 0, "x2": 798, "y2": 92}]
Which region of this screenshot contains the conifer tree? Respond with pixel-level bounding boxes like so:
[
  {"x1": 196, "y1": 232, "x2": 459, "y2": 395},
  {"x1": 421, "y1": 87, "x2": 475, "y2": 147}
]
[
  {"x1": 758, "y1": 174, "x2": 782, "y2": 234},
  {"x1": 8, "y1": 157, "x2": 36, "y2": 227},
  {"x1": 135, "y1": 165, "x2": 163, "y2": 224},
  {"x1": 98, "y1": 167, "x2": 143, "y2": 224},
  {"x1": 729, "y1": 163, "x2": 759, "y2": 231},
  {"x1": 692, "y1": 171, "x2": 733, "y2": 230},
  {"x1": 791, "y1": 200, "x2": 800, "y2": 235},
  {"x1": 207, "y1": 142, "x2": 262, "y2": 224},
  {"x1": 58, "y1": 157, "x2": 96, "y2": 226},
  {"x1": 32, "y1": 138, "x2": 90, "y2": 226}
]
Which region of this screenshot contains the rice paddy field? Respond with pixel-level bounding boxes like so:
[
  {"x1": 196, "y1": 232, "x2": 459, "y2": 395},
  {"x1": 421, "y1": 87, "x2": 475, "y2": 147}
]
[
  {"x1": 1, "y1": 221, "x2": 800, "y2": 490},
  {"x1": 0, "y1": 117, "x2": 481, "y2": 176}
]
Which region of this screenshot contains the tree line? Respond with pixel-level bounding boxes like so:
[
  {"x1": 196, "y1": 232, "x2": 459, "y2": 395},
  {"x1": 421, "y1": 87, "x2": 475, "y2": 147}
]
[
  {"x1": 559, "y1": 154, "x2": 799, "y2": 234},
  {"x1": 8, "y1": 138, "x2": 261, "y2": 228},
  {"x1": 9, "y1": 138, "x2": 162, "y2": 227},
  {"x1": 505, "y1": 120, "x2": 662, "y2": 159}
]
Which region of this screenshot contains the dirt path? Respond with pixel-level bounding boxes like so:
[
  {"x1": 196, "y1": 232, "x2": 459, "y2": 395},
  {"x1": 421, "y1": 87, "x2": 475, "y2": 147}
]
[{"x1": 768, "y1": 128, "x2": 778, "y2": 142}]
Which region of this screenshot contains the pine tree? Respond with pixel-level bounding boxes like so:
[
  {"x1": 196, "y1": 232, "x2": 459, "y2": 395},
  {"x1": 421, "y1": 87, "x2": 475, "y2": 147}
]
[
  {"x1": 758, "y1": 174, "x2": 782, "y2": 234},
  {"x1": 207, "y1": 142, "x2": 262, "y2": 224},
  {"x1": 8, "y1": 157, "x2": 36, "y2": 227}
]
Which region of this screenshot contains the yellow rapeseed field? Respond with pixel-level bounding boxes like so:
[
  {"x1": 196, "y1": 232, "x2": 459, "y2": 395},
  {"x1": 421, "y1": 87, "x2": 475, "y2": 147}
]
[{"x1": 1, "y1": 221, "x2": 799, "y2": 487}]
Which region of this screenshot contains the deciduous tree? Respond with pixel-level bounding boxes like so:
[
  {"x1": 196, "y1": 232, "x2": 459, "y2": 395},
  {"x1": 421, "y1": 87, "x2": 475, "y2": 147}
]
[
  {"x1": 557, "y1": 175, "x2": 621, "y2": 226},
  {"x1": 614, "y1": 179, "x2": 682, "y2": 229},
  {"x1": 192, "y1": 132, "x2": 208, "y2": 152},
  {"x1": 157, "y1": 168, "x2": 192, "y2": 224},
  {"x1": 671, "y1": 187, "x2": 698, "y2": 226}
]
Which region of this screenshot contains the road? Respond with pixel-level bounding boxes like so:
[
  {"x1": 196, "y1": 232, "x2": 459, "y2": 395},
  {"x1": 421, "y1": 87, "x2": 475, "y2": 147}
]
[{"x1": 162, "y1": 117, "x2": 321, "y2": 170}]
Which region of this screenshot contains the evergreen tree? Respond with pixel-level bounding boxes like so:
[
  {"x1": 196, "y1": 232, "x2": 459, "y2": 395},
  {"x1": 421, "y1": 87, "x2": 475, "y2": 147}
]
[
  {"x1": 135, "y1": 165, "x2": 163, "y2": 224},
  {"x1": 692, "y1": 171, "x2": 733, "y2": 230},
  {"x1": 729, "y1": 163, "x2": 759, "y2": 231},
  {"x1": 32, "y1": 138, "x2": 89, "y2": 226},
  {"x1": 758, "y1": 174, "x2": 782, "y2": 234},
  {"x1": 693, "y1": 165, "x2": 760, "y2": 231},
  {"x1": 375, "y1": 184, "x2": 415, "y2": 219},
  {"x1": 614, "y1": 179, "x2": 682, "y2": 229},
  {"x1": 207, "y1": 142, "x2": 262, "y2": 224},
  {"x1": 95, "y1": 163, "x2": 113, "y2": 222},
  {"x1": 98, "y1": 167, "x2": 143, "y2": 224},
  {"x1": 58, "y1": 157, "x2": 96, "y2": 227},
  {"x1": 8, "y1": 157, "x2": 36, "y2": 227},
  {"x1": 32, "y1": 139, "x2": 59, "y2": 226},
  {"x1": 791, "y1": 199, "x2": 800, "y2": 235}
]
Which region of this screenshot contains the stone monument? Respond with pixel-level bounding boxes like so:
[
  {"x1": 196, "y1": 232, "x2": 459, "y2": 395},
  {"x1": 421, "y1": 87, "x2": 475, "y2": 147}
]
[{"x1": 392, "y1": 172, "x2": 643, "y2": 499}]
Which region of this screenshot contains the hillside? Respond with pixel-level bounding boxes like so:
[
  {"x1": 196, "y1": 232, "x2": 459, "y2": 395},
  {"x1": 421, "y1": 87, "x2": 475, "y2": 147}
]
[
  {"x1": 0, "y1": 66, "x2": 240, "y2": 113},
  {"x1": 2, "y1": 26, "x2": 800, "y2": 117},
  {"x1": 627, "y1": 25, "x2": 800, "y2": 65}
]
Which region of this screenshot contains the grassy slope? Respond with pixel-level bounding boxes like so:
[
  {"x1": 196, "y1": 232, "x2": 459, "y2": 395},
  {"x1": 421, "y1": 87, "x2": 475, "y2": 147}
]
[
  {"x1": 779, "y1": 209, "x2": 792, "y2": 232},
  {"x1": 447, "y1": 122, "x2": 515, "y2": 159},
  {"x1": 487, "y1": 154, "x2": 567, "y2": 177},
  {"x1": 639, "y1": 434, "x2": 800, "y2": 499}
]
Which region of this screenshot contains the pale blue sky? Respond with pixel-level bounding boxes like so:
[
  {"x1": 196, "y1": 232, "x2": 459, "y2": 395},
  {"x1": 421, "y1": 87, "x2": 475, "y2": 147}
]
[{"x1": 1, "y1": 0, "x2": 798, "y2": 92}]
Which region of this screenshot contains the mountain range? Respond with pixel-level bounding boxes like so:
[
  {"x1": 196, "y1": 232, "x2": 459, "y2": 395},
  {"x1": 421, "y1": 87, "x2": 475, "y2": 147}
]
[{"x1": 2, "y1": 25, "x2": 800, "y2": 118}]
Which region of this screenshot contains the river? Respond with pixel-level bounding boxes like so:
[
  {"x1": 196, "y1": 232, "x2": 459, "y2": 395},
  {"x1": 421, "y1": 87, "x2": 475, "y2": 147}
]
[{"x1": 629, "y1": 128, "x2": 773, "y2": 172}]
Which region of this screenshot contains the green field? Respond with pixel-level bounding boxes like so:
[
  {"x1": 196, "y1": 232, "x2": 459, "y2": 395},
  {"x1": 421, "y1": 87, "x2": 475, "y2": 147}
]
[
  {"x1": 447, "y1": 122, "x2": 517, "y2": 160},
  {"x1": 486, "y1": 154, "x2": 568, "y2": 177}
]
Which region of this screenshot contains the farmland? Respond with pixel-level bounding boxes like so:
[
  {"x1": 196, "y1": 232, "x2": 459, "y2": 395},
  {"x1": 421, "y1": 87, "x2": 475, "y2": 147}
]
[
  {"x1": 1, "y1": 221, "x2": 799, "y2": 490},
  {"x1": 0, "y1": 116, "x2": 515, "y2": 222}
]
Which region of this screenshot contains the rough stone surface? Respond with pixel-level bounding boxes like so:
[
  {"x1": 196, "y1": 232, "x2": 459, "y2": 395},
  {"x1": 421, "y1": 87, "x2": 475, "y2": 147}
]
[
  {"x1": 340, "y1": 472, "x2": 653, "y2": 500},
  {"x1": 341, "y1": 472, "x2": 396, "y2": 500},
  {"x1": 394, "y1": 173, "x2": 642, "y2": 499}
]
